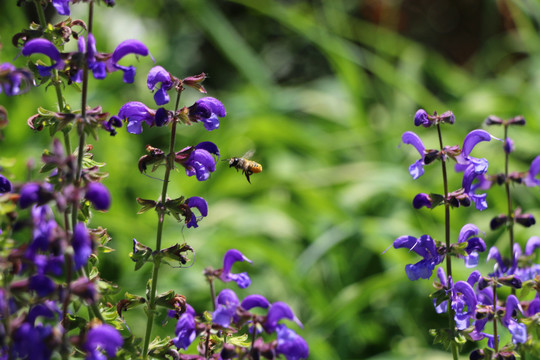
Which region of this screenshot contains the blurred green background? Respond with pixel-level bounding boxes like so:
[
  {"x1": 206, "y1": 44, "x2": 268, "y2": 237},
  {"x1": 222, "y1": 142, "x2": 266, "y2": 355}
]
[{"x1": 2, "y1": 0, "x2": 540, "y2": 359}]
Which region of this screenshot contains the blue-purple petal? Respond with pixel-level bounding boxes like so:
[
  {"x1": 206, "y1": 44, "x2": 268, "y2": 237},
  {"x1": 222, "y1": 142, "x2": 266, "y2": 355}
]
[
  {"x1": 241, "y1": 294, "x2": 270, "y2": 310},
  {"x1": 462, "y1": 130, "x2": 492, "y2": 157}
]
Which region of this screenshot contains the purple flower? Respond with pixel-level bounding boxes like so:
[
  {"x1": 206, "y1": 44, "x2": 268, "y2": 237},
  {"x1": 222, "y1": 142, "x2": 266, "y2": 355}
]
[
  {"x1": 29, "y1": 274, "x2": 56, "y2": 297},
  {"x1": 21, "y1": 39, "x2": 65, "y2": 77},
  {"x1": 185, "y1": 196, "x2": 208, "y2": 228},
  {"x1": 276, "y1": 324, "x2": 309, "y2": 360},
  {"x1": 414, "y1": 109, "x2": 430, "y2": 127},
  {"x1": 175, "y1": 142, "x2": 219, "y2": 181},
  {"x1": 524, "y1": 155, "x2": 540, "y2": 189},
  {"x1": 147, "y1": 66, "x2": 174, "y2": 105},
  {"x1": 241, "y1": 294, "x2": 270, "y2": 310},
  {"x1": 187, "y1": 97, "x2": 226, "y2": 131},
  {"x1": 504, "y1": 137, "x2": 515, "y2": 154},
  {"x1": 0, "y1": 174, "x2": 12, "y2": 193},
  {"x1": 451, "y1": 280, "x2": 477, "y2": 330},
  {"x1": 391, "y1": 234, "x2": 443, "y2": 281},
  {"x1": 27, "y1": 205, "x2": 57, "y2": 256},
  {"x1": 172, "y1": 312, "x2": 196, "y2": 350},
  {"x1": 102, "y1": 115, "x2": 122, "y2": 136},
  {"x1": 212, "y1": 289, "x2": 239, "y2": 327},
  {"x1": 12, "y1": 323, "x2": 54, "y2": 360},
  {"x1": 85, "y1": 182, "x2": 111, "y2": 211},
  {"x1": 85, "y1": 324, "x2": 123, "y2": 360},
  {"x1": 264, "y1": 302, "x2": 303, "y2": 334},
  {"x1": 457, "y1": 224, "x2": 486, "y2": 268},
  {"x1": 0, "y1": 63, "x2": 33, "y2": 96},
  {"x1": 73, "y1": 223, "x2": 92, "y2": 270},
  {"x1": 401, "y1": 131, "x2": 425, "y2": 179},
  {"x1": 19, "y1": 183, "x2": 53, "y2": 209},
  {"x1": 462, "y1": 165, "x2": 488, "y2": 211},
  {"x1": 118, "y1": 101, "x2": 156, "y2": 134},
  {"x1": 412, "y1": 193, "x2": 432, "y2": 209},
  {"x1": 111, "y1": 39, "x2": 152, "y2": 84},
  {"x1": 52, "y1": 0, "x2": 70, "y2": 15},
  {"x1": 219, "y1": 249, "x2": 252, "y2": 288},
  {"x1": 503, "y1": 295, "x2": 527, "y2": 344},
  {"x1": 455, "y1": 129, "x2": 494, "y2": 174}
]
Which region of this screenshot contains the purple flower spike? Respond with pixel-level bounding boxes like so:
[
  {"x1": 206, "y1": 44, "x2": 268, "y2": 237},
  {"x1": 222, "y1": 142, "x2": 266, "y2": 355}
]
[
  {"x1": 85, "y1": 182, "x2": 111, "y2": 211},
  {"x1": 241, "y1": 294, "x2": 270, "y2": 310},
  {"x1": 265, "y1": 302, "x2": 303, "y2": 334},
  {"x1": 392, "y1": 235, "x2": 443, "y2": 281},
  {"x1": 276, "y1": 324, "x2": 309, "y2": 360},
  {"x1": 29, "y1": 274, "x2": 56, "y2": 297},
  {"x1": 147, "y1": 66, "x2": 173, "y2": 105},
  {"x1": 73, "y1": 223, "x2": 92, "y2": 270},
  {"x1": 118, "y1": 101, "x2": 156, "y2": 134},
  {"x1": 220, "y1": 249, "x2": 252, "y2": 288},
  {"x1": 188, "y1": 97, "x2": 226, "y2": 131},
  {"x1": 22, "y1": 39, "x2": 65, "y2": 77},
  {"x1": 85, "y1": 324, "x2": 123, "y2": 359},
  {"x1": 414, "y1": 109, "x2": 430, "y2": 127},
  {"x1": 185, "y1": 196, "x2": 208, "y2": 228},
  {"x1": 172, "y1": 312, "x2": 196, "y2": 350},
  {"x1": 112, "y1": 40, "x2": 152, "y2": 83},
  {"x1": 0, "y1": 174, "x2": 12, "y2": 194},
  {"x1": 401, "y1": 131, "x2": 425, "y2": 179}
]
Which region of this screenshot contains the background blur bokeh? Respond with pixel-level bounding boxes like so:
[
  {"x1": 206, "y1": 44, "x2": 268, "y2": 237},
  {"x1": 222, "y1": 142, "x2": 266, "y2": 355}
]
[{"x1": 2, "y1": 0, "x2": 540, "y2": 359}]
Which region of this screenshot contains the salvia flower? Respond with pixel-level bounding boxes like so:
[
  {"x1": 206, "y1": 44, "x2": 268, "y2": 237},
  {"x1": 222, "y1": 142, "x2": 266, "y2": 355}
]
[
  {"x1": 111, "y1": 39, "x2": 153, "y2": 83},
  {"x1": 21, "y1": 38, "x2": 65, "y2": 77},
  {"x1": 85, "y1": 324, "x2": 123, "y2": 360},
  {"x1": 212, "y1": 289, "x2": 239, "y2": 327},
  {"x1": 524, "y1": 155, "x2": 540, "y2": 189},
  {"x1": 241, "y1": 294, "x2": 270, "y2": 310},
  {"x1": 175, "y1": 141, "x2": 219, "y2": 181},
  {"x1": 275, "y1": 324, "x2": 309, "y2": 360},
  {"x1": 118, "y1": 101, "x2": 156, "y2": 134},
  {"x1": 451, "y1": 280, "x2": 477, "y2": 330},
  {"x1": 414, "y1": 109, "x2": 430, "y2": 127},
  {"x1": 457, "y1": 224, "x2": 486, "y2": 268},
  {"x1": 52, "y1": 0, "x2": 115, "y2": 15},
  {"x1": 187, "y1": 97, "x2": 226, "y2": 131},
  {"x1": 412, "y1": 193, "x2": 432, "y2": 209},
  {"x1": 502, "y1": 295, "x2": 527, "y2": 344},
  {"x1": 0, "y1": 174, "x2": 12, "y2": 194},
  {"x1": 264, "y1": 302, "x2": 303, "y2": 334},
  {"x1": 220, "y1": 249, "x2": 252, "y2": 288},
  {"x1": 401, "y1": 131, "x2": 426, "y2": 179},
  {"x1": 85, "y1": 182, "x2": 111, "y2": 211},
  {"x1": 391, "y1": 234, "x2": 443, "y2": 281},
  {"x1": 172, "y1": 312, "x2": 196, "y2": 350},
  {"x1": 455, "y1": 129, "x2": 494, "y2": 174},
  {"x1": 0, "y1": 63, "x2": 33, "y2": 96},
  {"x1": 185, "y1": 196, "x2": 208, "y2": 228},
  {"x1": 19, "y1": 182, "x2": 54, "y2": 209},
  {"x1": 73, "y1": 223, "x2": 92, "y2": 270},
  {"x1": 147, "y1": 66, "x2": 174, "y2": 105}
]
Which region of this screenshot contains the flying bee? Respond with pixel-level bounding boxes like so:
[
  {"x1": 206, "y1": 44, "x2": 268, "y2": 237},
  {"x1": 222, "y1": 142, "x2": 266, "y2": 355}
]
[{"x1": 226, "y1": 150, "x2": 262, "y2": 184}]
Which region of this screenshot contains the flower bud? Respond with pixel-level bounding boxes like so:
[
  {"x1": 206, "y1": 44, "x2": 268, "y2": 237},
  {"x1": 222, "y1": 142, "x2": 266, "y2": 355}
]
[
  {"x1": 85, "y1": 182, "x2": 111, "y2": 211},
  {"x1": 490, "y1": 214, "x2": 508, "y2": 230}
]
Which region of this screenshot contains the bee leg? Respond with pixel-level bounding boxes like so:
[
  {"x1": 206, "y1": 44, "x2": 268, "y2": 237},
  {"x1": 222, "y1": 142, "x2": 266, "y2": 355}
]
[{"x1": 245, "y1": 170, "x2": 253, "y2": 184}]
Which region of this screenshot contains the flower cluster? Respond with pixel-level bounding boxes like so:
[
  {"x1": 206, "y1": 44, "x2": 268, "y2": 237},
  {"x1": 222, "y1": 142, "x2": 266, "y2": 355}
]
[{"x1": 392, "y1": 110, "x2": 540, "y2": 359}]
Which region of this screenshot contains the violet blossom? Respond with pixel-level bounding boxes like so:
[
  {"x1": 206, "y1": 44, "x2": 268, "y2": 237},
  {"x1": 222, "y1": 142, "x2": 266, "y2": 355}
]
[
  {"x1": 212, "y1": 289, "x2": 239, "y2": 327},
  {"x1": 391, "y1": 234, "x2": 443, "y2": 281},
  {"x1": 275, "y1": 324, "x2": 309, "y2": 360},
  {"x1": 187, "y1": 97, "x2": 226, "y2": 131},
  {"x1": 219, "y1": 249, "x2": 252, "y2": 288},
  {"x1": 401, "y1": 131, "x2": 426, "y2": 180},
  {"x1": 0, "y1": 63, "x2": 33, "y2": 96},
  {"x1": 85, "y1": 324, "x2": 123, "y2": 360},
  {"x1": 172, "y1": 312, "x2": 196, "y2": 350},
  {"x1": 457, "y1": 224, "x2": 486, "y2": 268},
  {"x1": 264, "y1": 302, "x2": 303, "y2": 334},
  {"x1": 185, "y1": 196, "x2": 208, "y2": 228},
  {"x1": 175, "y1": 141, "x2": 219, "y2": 182}
]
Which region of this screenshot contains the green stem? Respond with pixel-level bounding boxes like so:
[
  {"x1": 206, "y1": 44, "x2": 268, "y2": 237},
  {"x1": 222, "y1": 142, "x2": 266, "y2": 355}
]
[
  {"x1": 493, "y1": 282, "x2": 499, "y2": 353},
  {"x1": 436, "y1": 124, "x2": 459, "y2": 360},
  {"x1": 142, "y1": 91, "x2": 182, "y2": 360},
  {"x1": 503, "y1": 126, "x2": 514, "y2": 262}
]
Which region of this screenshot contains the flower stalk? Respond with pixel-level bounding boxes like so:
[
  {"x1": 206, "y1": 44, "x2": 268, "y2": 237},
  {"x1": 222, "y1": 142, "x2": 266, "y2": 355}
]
[{"x1": 142, "y1": 90, "x2": 182, "y2": 359}]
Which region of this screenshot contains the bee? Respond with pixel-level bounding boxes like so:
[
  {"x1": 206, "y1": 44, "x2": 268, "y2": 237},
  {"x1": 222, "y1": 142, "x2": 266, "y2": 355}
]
[{"x1": 227, "y1": 150, "x2": 262, "y2": 184}]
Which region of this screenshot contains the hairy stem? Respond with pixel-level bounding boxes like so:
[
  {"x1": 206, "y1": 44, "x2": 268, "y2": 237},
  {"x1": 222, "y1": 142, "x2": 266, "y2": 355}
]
[
  {"x1": 142, "y1": 91, "x2": 182, "y2": 359},
  {"x1": 493, "y1": 282, "x2": 499, "y2": 353},
  {"x1": 503, "y1": 126, "x2": 515, "y2": 262},
  {"x1": 437, "y1": 124, "x2": 459, "y2": 360}
]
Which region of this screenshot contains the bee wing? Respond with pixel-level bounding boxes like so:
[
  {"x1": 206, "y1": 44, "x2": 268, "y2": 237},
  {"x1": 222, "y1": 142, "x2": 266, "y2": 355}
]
[{"x1": 241, "y1": 149, "x2": 255, "y2": 159}]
